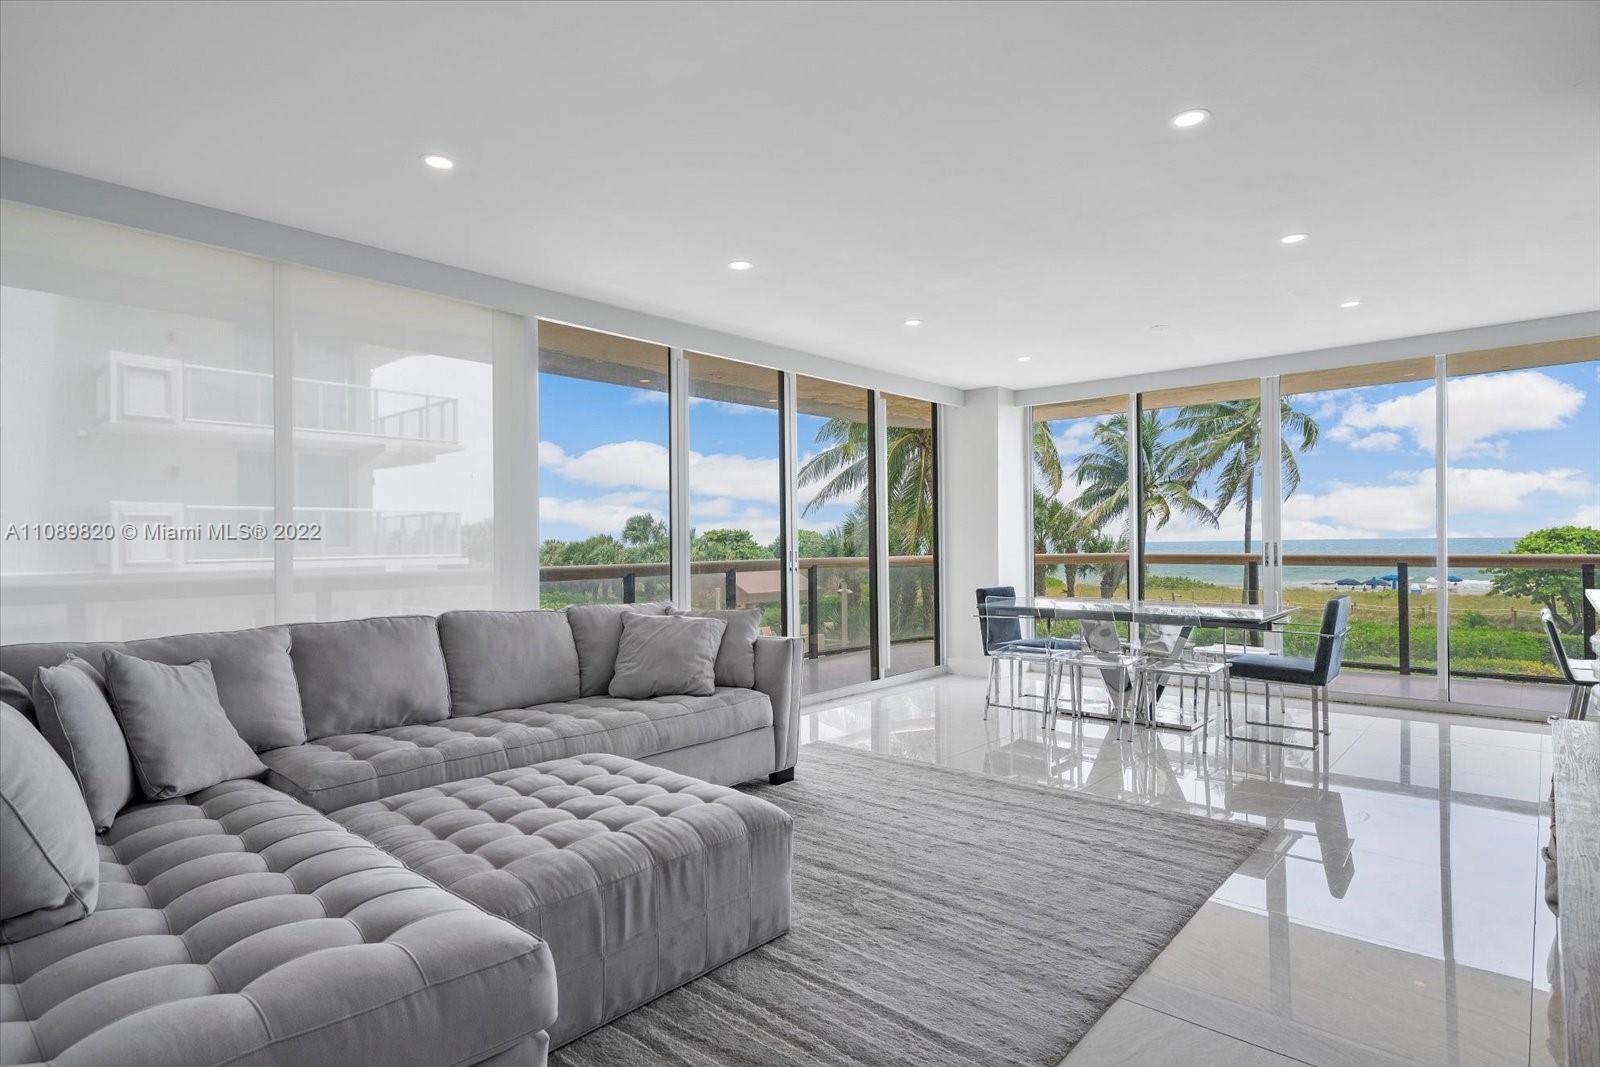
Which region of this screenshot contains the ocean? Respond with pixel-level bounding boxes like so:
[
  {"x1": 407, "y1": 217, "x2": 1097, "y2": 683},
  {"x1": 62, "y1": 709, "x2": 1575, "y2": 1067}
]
[{"x1": 1139, "y1": 536, "x2": 1515, "y2": 587}]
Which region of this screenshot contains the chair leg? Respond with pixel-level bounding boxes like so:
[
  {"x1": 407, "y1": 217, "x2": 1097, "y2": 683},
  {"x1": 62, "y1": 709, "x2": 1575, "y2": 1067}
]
[
  {"x1": 984, "y1": 657, "x2": 996, "y2": 720},
  {"x1": 1323, "y1": 686, "x2": 1332, "y2": 735}
]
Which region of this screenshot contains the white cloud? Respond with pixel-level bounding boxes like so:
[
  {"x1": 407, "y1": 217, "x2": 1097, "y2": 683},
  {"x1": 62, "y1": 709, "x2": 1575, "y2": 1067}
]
[
  {"x1": 537, "y1": 493, "x2": 665, "y2": 536},
  {"x1": 691, "y1": 499, "x2": 781, "y2": 544},
  {"x1": 1570, "y1": 505, "x2": 1600, "y2": 527},
  {"x1": 692, "y1": 452, "x2": 782, "y2": 504},
  {"x1": 1346, "y1": 430, "x2": 1402, "y2": 452},
  {"x1": 1051, "y1": 421, "x2": 1097, "y2": 455},
  {"x1": 1278, "y1": 466, "x2": 1593, "y2": 536},
  {"x1": 1332, "y1": 370, "x2": 1585, "y2": 458},
  {"x1": 541, "y1": 439, "x2": 785, "y2": 504}
]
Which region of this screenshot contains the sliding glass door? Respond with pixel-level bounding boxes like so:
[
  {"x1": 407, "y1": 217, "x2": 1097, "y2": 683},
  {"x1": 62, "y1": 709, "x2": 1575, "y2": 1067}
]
[
  {"x1": 1135, "y1": 380, "x2": 1266, "y2": 615},
  {"x1": 794, "y1": 375, "x2": 875, "y2": 694},
  {"x1": 1444, "y1": 338, "x2": 1599, "y2": 712},
  {"x1": 684, "y1": 351, "x2": 785, "y2": 632},
  {"x1": 1276, "y1": 358, "x2": 1441, "y2": 701},
  {"x1": 1030, "y1": 337, "x2": 1599, "y2": 713}
]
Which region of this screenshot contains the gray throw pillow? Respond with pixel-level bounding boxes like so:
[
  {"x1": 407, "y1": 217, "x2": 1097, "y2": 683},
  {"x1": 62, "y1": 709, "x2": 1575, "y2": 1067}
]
[
  {"x1": 1, "y1": 705, "x2": 99, "y2": 942},
  {"x1": 0, "y1": 670, "x2": 28, "y2": 714},
  {"x1": 566, "y1": 602, "x2": 672, "y2": 696},
  {"x1": 103, "y1": 651, "x2": 266, "y2": 800},
  {"x1": 609, "y1": 613, "x2": 727, "y2": 699},
  {"x1": 673, "y1": 607, "x2": 763, "y2": 688},
  {"x1": 437, "y1": 609, "x2": 581, "y2": 714},
  {"x1": 31, "y1": 656, "x2": 135, "y2": 832}
]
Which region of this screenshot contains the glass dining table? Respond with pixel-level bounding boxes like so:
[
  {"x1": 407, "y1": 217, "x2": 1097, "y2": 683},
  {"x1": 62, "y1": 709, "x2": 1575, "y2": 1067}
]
[
  {"x1": 980, "y1": 595, "x2": 1295, "y2": 632},
  {"x1": 978, "y1": 596, "x2": 1298, "y2": 731}
]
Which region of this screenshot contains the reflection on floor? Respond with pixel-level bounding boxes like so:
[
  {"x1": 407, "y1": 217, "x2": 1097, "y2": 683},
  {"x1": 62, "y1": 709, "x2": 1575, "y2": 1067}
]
[
  {"x1": 798, "y1": 639, "x2": 936, "y2": 695},
  {"x1": 798, "y1": 673, "x2": 1561, "y2": 1067},
  {"x1": 1335, "y1": 668, "x2": 1569, "y2": 717}
]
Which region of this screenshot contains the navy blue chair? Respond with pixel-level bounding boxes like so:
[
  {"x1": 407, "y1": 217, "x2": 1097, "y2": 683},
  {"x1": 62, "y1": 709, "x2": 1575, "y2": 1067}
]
[
  {"x1": 1541, "y1": 608, "x2": 1595, "y2": 720},
  {"x1": 977, "y1": 586, "x2": 1080, "y2": 718},
  {"x1": 1225, "y1": 596, "x2": 1350, "y2": 749}
]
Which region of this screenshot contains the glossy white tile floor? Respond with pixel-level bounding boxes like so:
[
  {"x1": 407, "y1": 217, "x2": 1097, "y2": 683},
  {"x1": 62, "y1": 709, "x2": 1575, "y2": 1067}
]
[{"x1": 798, "y1": 673, "x2": 1561, "y2": 1067}]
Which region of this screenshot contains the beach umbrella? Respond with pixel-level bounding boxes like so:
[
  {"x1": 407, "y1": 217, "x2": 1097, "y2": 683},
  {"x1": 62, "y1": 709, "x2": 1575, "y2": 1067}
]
[
  {"x1": 1334, "y1": 577, "x2": 1362, "y2": 587},
  {"x1": 1381, "y1": 574, "x2": 1399, "y2": 582},
  {"x1": 1366, "y1": 576, "x2": 1389, "y2": 586}
]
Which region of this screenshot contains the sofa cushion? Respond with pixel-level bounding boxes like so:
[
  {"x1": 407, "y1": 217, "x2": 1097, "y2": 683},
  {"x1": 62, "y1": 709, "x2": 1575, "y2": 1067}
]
[
  {"x1": 120, "y1": 627, "x2": 305, "y2": 750},
  {"x1": 261, "y1": 689, "x2": 774, "y2": 813},
  {"x1": 30, "y1": 657, "x2": 135, "y2": 832},
  {"x1": 0, "y1": 627, "x2": 305, "y2": 751},
  {"x1": 290, "y1": 616, "x2": 451, "y2": 739},
  {"x1": 331, "y1": 753, "x2": 792, "y2": 1046},
  {"x1": 0, "y1": 779, "x2": 558, "y2": 1067},
  {"x1": 609, "y1": 613, "x2": 725, "y2": 699},
  {"x1": 0, "y1": 706, "x2": 99, "y2": 943},
  {"x1": 0, "y1": 670, "x2": 29, "y2": 713},
  {"x1": 675, "y1": 607, "x2": 763, "y2": 689},
  {"x1": 438, "y1": 609, "x2": 581, "y2": 715},
  {"x1": 564, "y1": 602, "x2": 671, "y2": 697},
  {"x1": 104, "y1": 652, "x2": 266, "y2": 801}
]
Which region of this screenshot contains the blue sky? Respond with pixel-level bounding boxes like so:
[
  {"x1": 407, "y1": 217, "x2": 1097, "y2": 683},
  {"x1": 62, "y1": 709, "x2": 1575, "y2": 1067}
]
[
  {"x1": 1045, "y1": 360, "x2": 1599, "y2": 544},
  {"x1": 536, "y1": 374, "x2": 853, "y2": 545},
  {"x1": 534, "y1": 360, "x2": 1596, "y2": 547}
]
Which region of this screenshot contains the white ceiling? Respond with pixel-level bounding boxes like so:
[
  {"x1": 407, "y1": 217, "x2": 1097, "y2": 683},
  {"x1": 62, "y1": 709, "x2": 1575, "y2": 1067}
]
[{"x1": 3, "y1": 1, "x2": 1597, "y2": 391}]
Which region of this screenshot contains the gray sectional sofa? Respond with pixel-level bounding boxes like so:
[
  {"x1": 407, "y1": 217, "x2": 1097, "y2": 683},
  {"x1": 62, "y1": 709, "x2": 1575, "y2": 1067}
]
[{"x1": 0, "y1": 604, "x2": 801, "y2": 1065}]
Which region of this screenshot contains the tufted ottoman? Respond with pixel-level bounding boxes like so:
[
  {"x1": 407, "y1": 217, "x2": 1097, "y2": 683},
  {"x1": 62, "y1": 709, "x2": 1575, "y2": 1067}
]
[
  {"x1": 331, "y1": 753, "x2": 793, "y2": 1047},
  {"x1": 0, "y1": 780, "x2": 557, "y2": 1067}
]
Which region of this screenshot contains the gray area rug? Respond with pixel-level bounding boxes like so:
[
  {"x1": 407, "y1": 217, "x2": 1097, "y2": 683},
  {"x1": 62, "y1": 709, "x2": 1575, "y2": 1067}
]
[{"x1": 552, "y1": 742, "x2": 1265, "y2": 1066}]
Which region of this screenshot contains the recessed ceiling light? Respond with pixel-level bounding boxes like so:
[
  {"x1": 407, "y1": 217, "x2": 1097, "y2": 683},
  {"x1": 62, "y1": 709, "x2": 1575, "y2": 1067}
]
[
  {"x1": 904, "y1": 319, "x2": 922, "y2": 327},
  {"x1": 1280, "y1": 233, "x2": 1309, "y2": 245},
  {"x1": 1170, "y1": 109, "x2": 1210, "y2": 129},
  {"x1": 727, "y1": 260, "x2": 754, "y2": 271},
  {"x1": 421, "y1": 154, "x2": 454, "y2": 170},
  {"x1": 1017, "y1": 356, "x2": 1032, "y2": 363},
  {"x1": 1340, "y1": 300, "x2": 1361, "y2": 308},
  {"x1": 638, "y1": 378, "x2": 651, "y2": 384}
]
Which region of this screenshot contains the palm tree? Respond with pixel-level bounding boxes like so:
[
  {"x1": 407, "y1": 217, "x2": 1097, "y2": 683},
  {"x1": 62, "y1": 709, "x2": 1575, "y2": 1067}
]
[
  {"x1": 1071, "y1": 411, "x2": 1218, "y2": 543},
  {"x1": 1170, "y1": 399, "x2": 1319, "y2": 599},
  {"x1": 1032, "y1": 490, "x2": 1082, "y2": 594},
  {"x1": 1032, "y1": 421, "x2": 1063, "y2": 498}
]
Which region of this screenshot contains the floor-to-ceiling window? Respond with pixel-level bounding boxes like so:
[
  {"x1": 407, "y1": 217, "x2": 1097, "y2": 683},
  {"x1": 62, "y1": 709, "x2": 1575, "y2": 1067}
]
[
  {"x1": 883, "y1": 393, "x2": 939, "y2": 676},
  {"x1": 281, "y1": 267, "x2": 494, "y2": 620},
  {"x1": 0, "y1": 202, "x2": 276, "y2": 641},
  {"x1": 536, "y1": 322, "x2": 671, "y2": 607},
  {"x1": 795, "y1": 375, "x2": 874, "y2": 693},
  {"x1": 1445, "y1": 338, "x2": 1599, "y2": 712},
  {"x1": 685, "y1": 352, "x2": 784, "y2": 632},
  {"x1": 0, "y1": 203, "x2": 945, "y2": 697},
  {"x1": 1136, "y1": 380, "x2": 1266, "y2": 612},
  {"x1": 1278, "y1": 358, "x2": 1441, "y2": 697},
  {"x1": 1029, "y1": 339, "x2": 1599, "y2": 714},
  {"x1": 1031, "y1": 395, "x2": 1130, "y2": 613}
]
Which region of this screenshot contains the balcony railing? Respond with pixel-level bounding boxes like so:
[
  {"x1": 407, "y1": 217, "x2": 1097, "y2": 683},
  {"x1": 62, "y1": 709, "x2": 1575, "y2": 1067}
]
[
  {"x1": 1033, "y1": 551, "x2": 1600, "y2": 683},
  {"x1": 174, "y1": 505, "x2": 462, "y2": 562},
  {"x1": 166, "y1": 360, "x2": 459, "y2": 445},
  {"x1": 539, "y1": 555, "x2": 937, "y2": 660}
]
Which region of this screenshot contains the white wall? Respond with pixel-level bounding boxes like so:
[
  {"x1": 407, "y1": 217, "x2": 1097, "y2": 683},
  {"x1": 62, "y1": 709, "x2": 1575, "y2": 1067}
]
[{"x1": 942, "y1": 387, "x2": 1030, "y2": 676}]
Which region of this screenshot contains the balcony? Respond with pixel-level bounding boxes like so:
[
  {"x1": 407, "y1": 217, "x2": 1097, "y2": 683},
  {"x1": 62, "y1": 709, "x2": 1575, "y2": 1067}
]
[
  {"x1": 1033, "y1": 550, "x2": 1600, "y2": 713},
  {"x1": 106, "y1": 502, "x2": 464, "y2": 570},
  {"x1": 99, "y1": 351, "x2": 460, "y2": 456},
  {"x1": 540, "y1": 555, "x2": 940, "y2": 691}
]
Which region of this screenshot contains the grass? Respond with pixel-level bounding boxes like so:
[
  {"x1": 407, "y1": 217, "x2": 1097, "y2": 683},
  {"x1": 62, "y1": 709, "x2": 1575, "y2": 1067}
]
[{"x1": 1037, "y1": 571, "x2": 1578, "y2": 680}]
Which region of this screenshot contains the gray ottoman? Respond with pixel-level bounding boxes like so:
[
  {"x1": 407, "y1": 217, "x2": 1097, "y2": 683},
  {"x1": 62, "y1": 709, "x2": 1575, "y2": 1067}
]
[{"x1": 331, "y1": 753, "x2": 792, "y2": 1046}]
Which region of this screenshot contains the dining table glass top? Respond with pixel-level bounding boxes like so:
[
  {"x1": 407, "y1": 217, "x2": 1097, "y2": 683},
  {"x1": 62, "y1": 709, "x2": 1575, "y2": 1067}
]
[{"x1": 980, "y1": 596, "x2": 1296, "y2": 631}]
